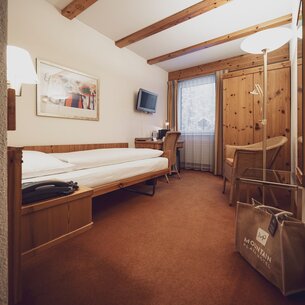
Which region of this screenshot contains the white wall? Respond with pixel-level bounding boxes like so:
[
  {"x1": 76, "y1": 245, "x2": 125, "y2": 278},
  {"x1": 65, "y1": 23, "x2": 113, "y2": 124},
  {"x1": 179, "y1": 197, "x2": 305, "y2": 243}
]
[{"x1": 7, "y1": 0, "x2": 168, "y2": 147}]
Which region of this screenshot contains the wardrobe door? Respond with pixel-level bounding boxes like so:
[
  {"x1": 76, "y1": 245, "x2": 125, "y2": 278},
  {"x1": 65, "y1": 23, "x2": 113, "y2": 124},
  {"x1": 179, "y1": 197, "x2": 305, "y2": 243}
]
[
  {"x1": 253, "y1": 67, "x2": 291, "y2": 170},
  {"x1": 223, "y1": 74, "x2": 254, "y2": 146}
]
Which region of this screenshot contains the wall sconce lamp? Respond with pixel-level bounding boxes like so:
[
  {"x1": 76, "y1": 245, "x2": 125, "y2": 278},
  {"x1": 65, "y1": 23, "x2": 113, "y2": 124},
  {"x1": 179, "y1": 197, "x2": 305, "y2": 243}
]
[
  {"x1": 7, "y1": 45, "x2": 38, "y2": 95},
  {"x1": 6, "y1": 45, "x2": 38, "y2": 130}
]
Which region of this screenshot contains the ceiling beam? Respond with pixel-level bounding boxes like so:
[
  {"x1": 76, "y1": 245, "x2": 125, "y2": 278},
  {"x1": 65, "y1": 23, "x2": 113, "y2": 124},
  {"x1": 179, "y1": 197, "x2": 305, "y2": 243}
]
[
  {"x1": 115, "y1": 0, "x2": 231, "y2": 48},
  {"x1": 148, "y1": 14, "x2": 292, "y2": 65},
  {"x1": 168, "y1": 43, "x2": 289, "y2": 81},
  {"x1": 61, "y1": 0, "x2": 97, "y2": 20}
]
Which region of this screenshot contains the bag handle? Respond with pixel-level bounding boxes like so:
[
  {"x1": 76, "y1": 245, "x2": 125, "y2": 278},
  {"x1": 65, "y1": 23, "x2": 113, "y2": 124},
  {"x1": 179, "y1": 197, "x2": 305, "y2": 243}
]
[{"x1": 254, "y1": 204, "x2": 293, "y2": 219}]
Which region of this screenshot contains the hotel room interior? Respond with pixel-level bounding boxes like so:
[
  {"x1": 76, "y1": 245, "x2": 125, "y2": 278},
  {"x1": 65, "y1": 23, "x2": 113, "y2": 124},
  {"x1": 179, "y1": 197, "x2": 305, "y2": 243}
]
[{"x1": 1, "y1": 0, "x2": 305, "y2": 304}]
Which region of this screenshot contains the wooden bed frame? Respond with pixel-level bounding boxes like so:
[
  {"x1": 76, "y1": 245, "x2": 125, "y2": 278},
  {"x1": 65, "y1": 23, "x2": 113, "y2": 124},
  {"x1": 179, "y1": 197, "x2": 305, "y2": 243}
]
[
  {"x1": 8, "y1": 143, "x2": 170, "y2": 304},
  {"x1": 22, "y1": 143, "x2": 170, "y2": 197}
]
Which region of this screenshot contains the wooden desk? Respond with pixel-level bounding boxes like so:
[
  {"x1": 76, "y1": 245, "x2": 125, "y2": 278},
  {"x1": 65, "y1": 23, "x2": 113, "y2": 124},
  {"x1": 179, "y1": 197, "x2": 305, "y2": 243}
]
[
  {"x1": 135, "y1": 138, "x2": 184, "y2": 150},
  {"x1": 135, "y1": 138, "x2": 184, "y2": 171}
]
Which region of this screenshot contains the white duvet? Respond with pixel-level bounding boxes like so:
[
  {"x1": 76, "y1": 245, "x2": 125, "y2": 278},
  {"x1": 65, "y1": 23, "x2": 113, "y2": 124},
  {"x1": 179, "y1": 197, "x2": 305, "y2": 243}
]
[
  {"x1": 22, "y1": 157, "x2": 168, "y2": 188},
  {"x1": 51, "y1": 148, "x2": 164, "y2": 170}
]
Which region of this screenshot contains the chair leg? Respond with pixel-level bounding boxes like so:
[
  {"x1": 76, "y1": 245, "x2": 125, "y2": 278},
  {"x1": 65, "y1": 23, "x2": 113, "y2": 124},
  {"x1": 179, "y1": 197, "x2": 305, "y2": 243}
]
[
  {"x1": 229, "y1": 181, "x2": 234, "y2": 206},
  {"x1": 165, "y1": 174, "x2": 169, "y2": 183},
  {"x1": 223, "y1": 177, "x2": 227, "y2": 194},
  {"x1": 174, "y1": 165, "x2": 181, "y2": 179}
]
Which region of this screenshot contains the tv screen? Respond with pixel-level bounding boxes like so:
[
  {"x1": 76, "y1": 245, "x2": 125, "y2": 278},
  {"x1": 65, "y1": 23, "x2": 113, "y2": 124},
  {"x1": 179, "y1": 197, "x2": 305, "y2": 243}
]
[{"x1": 136, "y1": 89, "x2": 157, "y2": 113}]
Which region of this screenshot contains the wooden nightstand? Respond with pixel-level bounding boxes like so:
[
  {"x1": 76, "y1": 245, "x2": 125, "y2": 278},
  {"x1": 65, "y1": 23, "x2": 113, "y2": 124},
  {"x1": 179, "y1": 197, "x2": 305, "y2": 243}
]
[{"x1": 21, "y1": 186, "x2": 93, "y2": 260}]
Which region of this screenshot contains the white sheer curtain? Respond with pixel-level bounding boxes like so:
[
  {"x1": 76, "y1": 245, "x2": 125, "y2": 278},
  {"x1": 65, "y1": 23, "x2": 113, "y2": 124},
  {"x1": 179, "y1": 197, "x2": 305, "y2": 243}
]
[{"x1": 178, "y1": 74, "x2": 216, "y2": 171}]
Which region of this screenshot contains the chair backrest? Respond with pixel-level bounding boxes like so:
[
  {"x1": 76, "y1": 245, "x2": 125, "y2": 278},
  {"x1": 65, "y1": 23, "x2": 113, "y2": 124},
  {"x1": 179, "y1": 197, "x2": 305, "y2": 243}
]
[
  {"x1": 163, "y1": 131, "x2": 181, "y2": 166},
  {"x1": 233, "y1": 136, "x2": 288, "y2": 177}
]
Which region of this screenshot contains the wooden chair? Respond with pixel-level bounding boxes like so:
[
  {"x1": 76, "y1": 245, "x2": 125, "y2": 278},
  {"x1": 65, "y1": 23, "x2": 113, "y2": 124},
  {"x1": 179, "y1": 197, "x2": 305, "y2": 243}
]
[
  {"x1": 163, "y1": 131, "x2": 181, "y2": 182},
  {"x1": 223, "y1": 136, "x2": 288, "y2": 205}
]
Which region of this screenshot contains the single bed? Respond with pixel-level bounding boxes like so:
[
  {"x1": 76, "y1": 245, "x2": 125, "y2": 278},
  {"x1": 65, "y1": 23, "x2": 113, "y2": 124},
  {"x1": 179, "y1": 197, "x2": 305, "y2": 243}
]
[
  {"x1": 8, "y1": 143, "x2": 170, "y2": 264},
  {"x1": 21, "y1": 145, "x2": 169, "y2": 197}
]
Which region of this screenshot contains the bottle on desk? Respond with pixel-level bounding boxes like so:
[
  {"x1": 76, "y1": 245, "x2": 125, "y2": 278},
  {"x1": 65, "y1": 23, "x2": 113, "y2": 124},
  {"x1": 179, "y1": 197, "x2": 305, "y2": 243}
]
[{"x1": 152, "y1": 131, "x2": 158, "y2": 141}]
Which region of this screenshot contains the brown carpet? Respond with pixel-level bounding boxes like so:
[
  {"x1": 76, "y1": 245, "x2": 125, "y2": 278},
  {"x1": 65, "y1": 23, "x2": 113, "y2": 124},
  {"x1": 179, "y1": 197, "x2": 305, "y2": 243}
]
[{"x1": 20, "y1": 171, "x2": 305, "y2": 305}]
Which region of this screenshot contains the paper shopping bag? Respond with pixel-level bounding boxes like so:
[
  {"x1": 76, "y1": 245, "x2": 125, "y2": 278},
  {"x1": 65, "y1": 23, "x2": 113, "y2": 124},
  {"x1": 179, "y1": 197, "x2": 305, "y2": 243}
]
[{"x1": 235, "y1": 202, "x2": 305, "y2": 295}]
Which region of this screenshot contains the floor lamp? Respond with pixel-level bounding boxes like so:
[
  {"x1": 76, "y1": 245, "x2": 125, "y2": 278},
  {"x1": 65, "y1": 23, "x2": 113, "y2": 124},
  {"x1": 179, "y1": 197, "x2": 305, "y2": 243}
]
[{"x1": 240, "y1": 27, "x2": 292, "y2": 186}]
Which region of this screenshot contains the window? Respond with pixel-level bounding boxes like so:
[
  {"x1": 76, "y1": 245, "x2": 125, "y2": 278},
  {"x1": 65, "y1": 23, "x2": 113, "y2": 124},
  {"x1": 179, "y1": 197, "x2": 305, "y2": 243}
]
[{"x1": 178, "y1": 74, "x2": 216, "y2": 134}]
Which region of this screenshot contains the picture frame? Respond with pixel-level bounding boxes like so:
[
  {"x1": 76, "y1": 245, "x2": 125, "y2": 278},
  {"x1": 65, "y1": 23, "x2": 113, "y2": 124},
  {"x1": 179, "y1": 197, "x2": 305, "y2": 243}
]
[{"x1": 36, "y1": 59, "x2": 99, "y2": 121}]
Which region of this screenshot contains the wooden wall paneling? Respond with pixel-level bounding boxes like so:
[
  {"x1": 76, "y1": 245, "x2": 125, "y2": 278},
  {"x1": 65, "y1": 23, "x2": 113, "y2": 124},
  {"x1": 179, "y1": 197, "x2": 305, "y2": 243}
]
[
  {"x1": 253, "y1": 67, "x2": 291, "y2": 170},
  {"x1": 298, "y1": 62, "x2": 303, "y2": 171},
  {"x1": 223, "y1": 74, "x2": 254, "y2": 147},
  {"x1": 168, "y1": 44, "x2": 289, "y2": 81},
  {"x1": 222, "y1": 61, "x2": 291, "y2": 79},
  {"x1": 298, "y1": 62, "x2": 303, "y2": 136}
]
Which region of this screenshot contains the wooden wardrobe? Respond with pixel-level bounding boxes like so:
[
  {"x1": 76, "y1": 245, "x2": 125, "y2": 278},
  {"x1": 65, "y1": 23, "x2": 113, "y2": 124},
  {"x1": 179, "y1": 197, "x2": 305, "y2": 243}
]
[{"x1": 223, "y1": 62, "x2": 291, "y2": 171}]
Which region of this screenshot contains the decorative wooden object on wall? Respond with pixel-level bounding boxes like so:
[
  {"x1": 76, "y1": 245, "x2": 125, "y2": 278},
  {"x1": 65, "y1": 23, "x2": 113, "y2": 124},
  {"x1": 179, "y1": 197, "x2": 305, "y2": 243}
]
[
  {"x1": 7, "y1": 88, "x2": 16, "y2": 131},
  {"x1": 223, "y1": 65, "x2": 291, "y2": 171}
]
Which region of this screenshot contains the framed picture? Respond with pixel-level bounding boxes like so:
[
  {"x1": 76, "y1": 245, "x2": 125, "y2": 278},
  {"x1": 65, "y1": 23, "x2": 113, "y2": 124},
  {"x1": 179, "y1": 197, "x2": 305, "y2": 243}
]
[{"x1": 36, "y1": 59, "x2": 99, "y2": 121}]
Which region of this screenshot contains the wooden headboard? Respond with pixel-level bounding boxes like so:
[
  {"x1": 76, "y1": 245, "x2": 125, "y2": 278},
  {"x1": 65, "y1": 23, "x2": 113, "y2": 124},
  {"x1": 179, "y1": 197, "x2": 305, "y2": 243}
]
[{"x1": 23, "y1": 143, "x2": 128, "y2": 153}]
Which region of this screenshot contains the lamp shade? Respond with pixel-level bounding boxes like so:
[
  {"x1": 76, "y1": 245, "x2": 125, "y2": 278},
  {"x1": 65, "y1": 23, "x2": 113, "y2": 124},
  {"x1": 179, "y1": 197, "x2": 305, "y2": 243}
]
[
  {"x1": 7, "y1": 45, "x2": 38, "y2": 94},
  {"x1": 240, "y1": 27, "x2": 292, "y2": 54}
]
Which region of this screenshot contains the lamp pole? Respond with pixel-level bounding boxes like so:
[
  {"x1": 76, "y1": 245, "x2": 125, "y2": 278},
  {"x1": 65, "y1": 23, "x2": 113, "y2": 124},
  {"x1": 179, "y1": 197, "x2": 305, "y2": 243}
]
[
  {"x1": 262, "y1": 48, "x2": 268, "y2": 203},
  {"x1": 262, "y1": 49, "x2": 268, "y2": 179},
  {"x1": 240, "y1": 27, "x2": 292, "y2": 205}
]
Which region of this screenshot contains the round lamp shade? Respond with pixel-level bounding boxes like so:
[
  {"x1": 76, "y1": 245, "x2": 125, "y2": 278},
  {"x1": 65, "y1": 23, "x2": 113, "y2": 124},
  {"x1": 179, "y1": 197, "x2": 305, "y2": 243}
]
[{"x1": 240, "y1": 27, "x2": 292, "y2": 54}]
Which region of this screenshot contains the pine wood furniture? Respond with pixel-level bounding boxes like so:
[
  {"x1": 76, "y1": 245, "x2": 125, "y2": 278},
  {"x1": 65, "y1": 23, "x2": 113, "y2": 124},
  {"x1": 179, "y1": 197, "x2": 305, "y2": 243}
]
[
  {"x1": 8, "y1": 143, "x2": 170, "y2": 304},
  {"x1": 21, "y1": 186, "x2": 93, "y2": 259},
  {"x1": 134, "y1": 138, "x2": 184, "y2": 150},
  {"x1": 23, "y1": 143, "x2": 170, "y2": 198},
  {"x1": 223, "y1": 63, "x2": 291, "y2": 171}
]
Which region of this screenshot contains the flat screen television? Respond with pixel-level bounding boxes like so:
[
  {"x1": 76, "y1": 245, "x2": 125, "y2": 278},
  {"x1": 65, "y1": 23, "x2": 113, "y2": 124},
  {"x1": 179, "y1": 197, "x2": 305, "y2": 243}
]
[{"x1": 136, "y1": 88, "x2": 158, "y2": 113}]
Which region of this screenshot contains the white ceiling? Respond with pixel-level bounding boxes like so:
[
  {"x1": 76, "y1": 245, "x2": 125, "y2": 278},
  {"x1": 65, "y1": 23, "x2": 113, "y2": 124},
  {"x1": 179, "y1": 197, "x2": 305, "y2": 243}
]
[{"x1": 47, "y1": 0, "x2": 300, "y2": 72}]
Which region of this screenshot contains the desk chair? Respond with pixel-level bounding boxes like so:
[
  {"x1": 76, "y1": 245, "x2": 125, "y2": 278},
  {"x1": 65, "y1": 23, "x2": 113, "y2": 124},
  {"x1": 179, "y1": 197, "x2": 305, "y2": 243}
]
[{"x1": 163, "y1": 131, "x2": 181, "y2": 182}]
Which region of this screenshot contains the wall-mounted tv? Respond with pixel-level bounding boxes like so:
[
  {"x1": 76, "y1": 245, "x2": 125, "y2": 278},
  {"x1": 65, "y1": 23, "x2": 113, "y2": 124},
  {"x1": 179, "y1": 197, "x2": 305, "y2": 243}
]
[{"x1": 136, "y1": 88, "x2": 158, "y2": 113}]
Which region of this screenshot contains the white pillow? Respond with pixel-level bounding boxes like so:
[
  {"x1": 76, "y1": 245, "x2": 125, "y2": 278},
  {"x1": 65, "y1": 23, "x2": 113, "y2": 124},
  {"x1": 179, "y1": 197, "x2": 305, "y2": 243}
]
[
  {"x1": 22, "y1": 150, "x2": 75, "y2": 179},
  {"x1": 51, "y1": 148, "x2": 163, "y2": 170}
]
